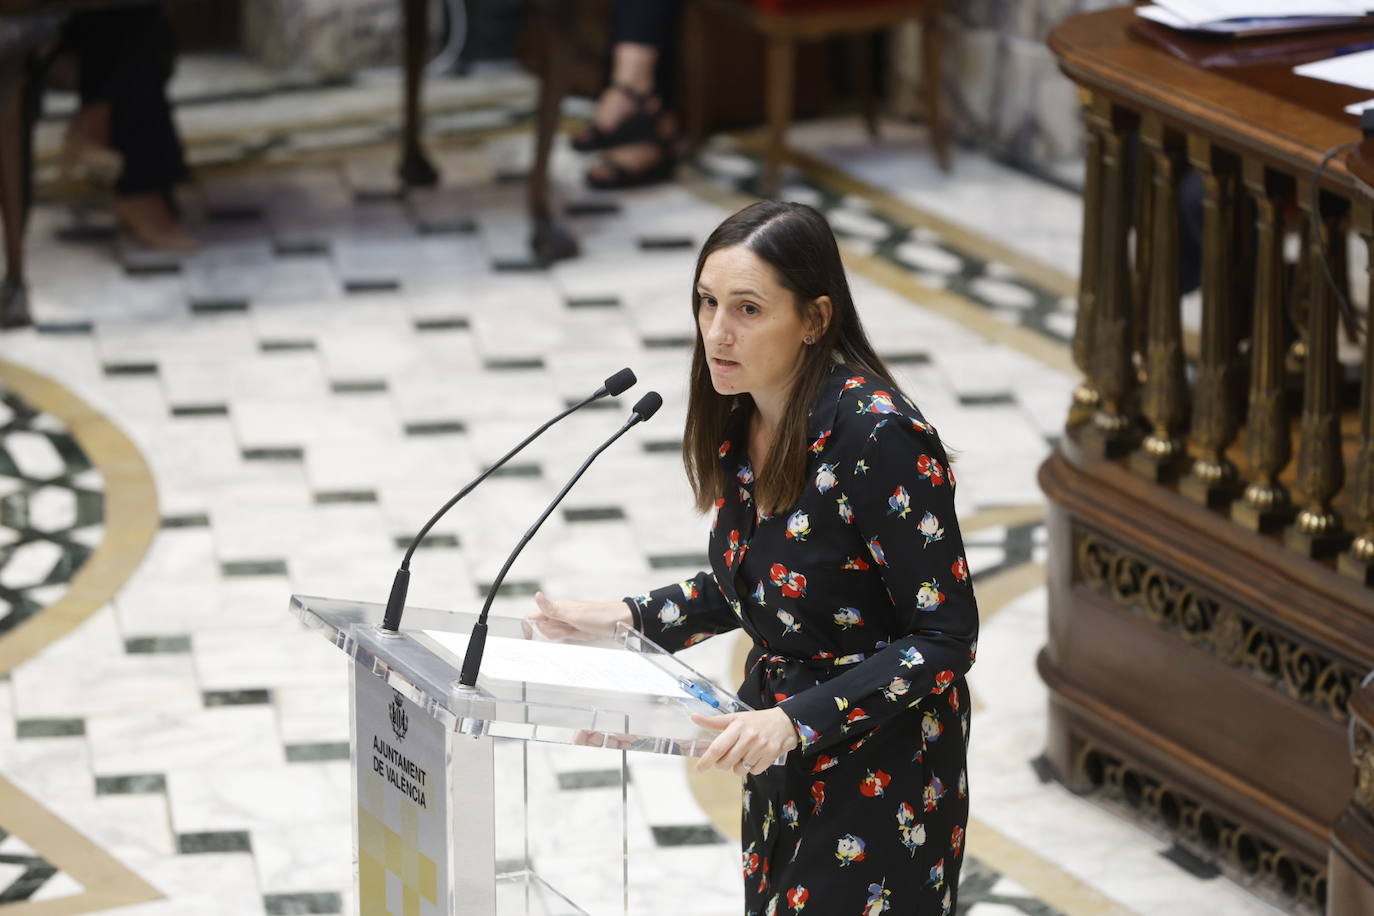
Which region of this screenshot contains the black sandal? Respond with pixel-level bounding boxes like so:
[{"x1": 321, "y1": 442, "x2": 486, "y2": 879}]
[
  {"x1": 585, "y1": 139, "x2": 677, "y2": 191},
  {"x1": 570, "y1": 84, "x2": 662, "y2": 153}
]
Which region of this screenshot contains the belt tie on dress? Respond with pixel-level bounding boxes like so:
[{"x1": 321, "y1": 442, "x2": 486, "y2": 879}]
[{"x1": 751, "y1": 648, "x2": 871, "y2": 675}]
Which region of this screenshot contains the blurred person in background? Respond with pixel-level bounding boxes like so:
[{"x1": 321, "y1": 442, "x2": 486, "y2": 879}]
[
  {"x1": 570, "y1": 0, "x2": 681, "y2": 189},
  {"x1": 58, "y1": 1, "x2": 194, "y2": 251}
]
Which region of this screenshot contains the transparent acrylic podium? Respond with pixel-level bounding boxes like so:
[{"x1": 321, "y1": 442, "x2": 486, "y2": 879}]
[{"x1": 290, "y1": 594, "x2": 746, "y2": 916}]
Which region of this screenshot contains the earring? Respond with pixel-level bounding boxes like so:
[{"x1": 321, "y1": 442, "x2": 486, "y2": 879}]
[{"x1": 804, "y1": 335, "x2": 814, "y2": 345}]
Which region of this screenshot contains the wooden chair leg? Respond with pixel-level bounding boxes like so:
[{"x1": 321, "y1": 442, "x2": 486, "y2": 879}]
[
  {"x1": 0, "y1": 58, "x2": 33, "y2": 329},
  {"x1": 684, "y1": 0, "x2": 707, "y2": 155},
  {"x1": 850, "y1": 34, "x2": 878, "y2": 142},
  {"x1": 527, "y1": 0, "x2": 577, "y2": 265},
  {"x1": 398, "y1": 0, "x2": 439, "y2": 186},
  {"x1": 764, "y1": 35, "x2": 796, "y2": 198},
  {"x1": 921, "y1": 3, "x2": 950, "y2": 172}
]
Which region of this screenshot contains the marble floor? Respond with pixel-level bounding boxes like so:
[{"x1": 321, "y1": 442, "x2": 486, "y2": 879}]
[{"x1": 0, "y1": 61, "x2": 1286, "y2": 916}]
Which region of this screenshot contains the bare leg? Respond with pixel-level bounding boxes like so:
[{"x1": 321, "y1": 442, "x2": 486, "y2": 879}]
[
  {"x1": 593, "y1": 43, "x2": 659, "y2": 130},
  {"x1": 571, "y1": 41, "x2": 663, "y2": 153},
  {"x1": 60, "y1": 101, "x2": 120, "y2": 183},
  {"x1": 582, "y1": 43, "x2": 683, "y2": 186}
]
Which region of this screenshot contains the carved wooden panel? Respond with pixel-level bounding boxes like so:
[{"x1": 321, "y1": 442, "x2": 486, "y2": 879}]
[
  {"x1": 1073, "y1": 528, "x2": 1359, "y2": 722},
  {"x1": 1077, "y1": 742, "x2": 1327, "y2": 910}
]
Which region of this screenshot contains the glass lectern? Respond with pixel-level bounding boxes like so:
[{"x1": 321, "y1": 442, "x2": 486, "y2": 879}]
[{"x1": 289, "y1": 594, "x2": 745, "y2": 916}]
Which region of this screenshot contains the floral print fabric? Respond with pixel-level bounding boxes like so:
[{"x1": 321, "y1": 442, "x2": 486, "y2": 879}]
[{"x1": 628, "y1": 365, "x2": 979, "y2": 915}]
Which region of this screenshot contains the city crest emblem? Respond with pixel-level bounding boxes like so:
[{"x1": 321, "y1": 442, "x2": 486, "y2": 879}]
[{"x1": 389, "y1": 691, "x2": 409, "y2": 741}]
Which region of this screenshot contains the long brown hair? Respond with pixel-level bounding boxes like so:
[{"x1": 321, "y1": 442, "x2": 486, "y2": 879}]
[{"x1": 684, "y1": 201, "x2": 898, "y2": 514}]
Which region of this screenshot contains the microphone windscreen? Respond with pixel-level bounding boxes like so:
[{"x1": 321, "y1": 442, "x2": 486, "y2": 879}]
[
  {"x1": 604, "y1": 367, "x2": 636, "y2": 396},
  {"x1": 633, "y1": 391, "x2": 663, "y2": 421}
]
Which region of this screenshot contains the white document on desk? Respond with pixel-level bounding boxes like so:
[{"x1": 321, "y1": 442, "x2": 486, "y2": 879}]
[
  {"x1": 423, "y1": 629, "x2": 686, "y2": 697},
  {"x1": 1140, "y1": 5, "x2": 1372, "y2": 32},
  {"x1": 1155, "y1": 0, "x2": 1368, "y2": 23},
  {"x1": 1295, "y1": 49, "x2": 1374, "y2": 92}
]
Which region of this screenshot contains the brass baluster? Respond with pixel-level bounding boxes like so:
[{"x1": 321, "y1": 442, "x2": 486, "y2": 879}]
[
  {"x1": 1180, "y1": 137, "x2": 1244, "y2": 507},
  {"x1": 1285, "y1": 188, "x2": 1351, "y2": 558},
  {"x1": 1289, "y1": 218, "x2": 1312, "y2": 370},
  {"x1": 1228, "y1": 158, "x2": 1257, "y2": 386},
  {"x1": 1071, "y1": 87, "x2": 1104, "y2": 422},
  {"x1": 1130, "y1": 115, "x2": 1189, "y2": 481},
  {"x1": 1131, "y1": 123, "x2": 1156, "y2": 365},
  {"x1": 1340, "y1": 201, "x2": 1374, "y2": 585},
  {"x1": 1080, "y1": 96, "x2": 1140, "y2": 459},
  {"x1": 1233, "y1": 161, "x2": 1295, "y2": 532}
]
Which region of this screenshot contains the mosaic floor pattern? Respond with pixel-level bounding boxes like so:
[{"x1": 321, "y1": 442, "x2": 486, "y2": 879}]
[
  {"x1": 0, "y1": 389, "x2": 103, "y2": 637},
  {"x1": 0, "y1": 827, "x2": 63, "y2": 906}
]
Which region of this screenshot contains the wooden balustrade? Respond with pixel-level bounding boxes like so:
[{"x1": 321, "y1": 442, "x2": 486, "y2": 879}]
[
  {"x1": 1064, "y1": 93, "x2": 1371, "y2": 578},
  {"x1": 1047, "y1": 11, "x2": 1374, "y2": 913}
]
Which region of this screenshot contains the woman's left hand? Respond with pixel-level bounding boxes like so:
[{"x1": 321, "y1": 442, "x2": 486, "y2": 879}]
[{"x1": 691, "y1": 707, "x2": 800, "y2": 777}]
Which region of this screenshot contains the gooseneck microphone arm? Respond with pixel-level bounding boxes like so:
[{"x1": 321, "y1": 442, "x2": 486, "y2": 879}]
[
  {"x1": 379, "y1": 367, "x2": 636, "y2": 633},
  {"x1": 457, "y1": 391, "x2": 662, "y2": 688}
]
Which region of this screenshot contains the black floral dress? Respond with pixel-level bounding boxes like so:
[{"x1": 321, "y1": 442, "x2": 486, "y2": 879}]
[{"x1": 627, "y1": 365, "x2": 979, "y2": 916}]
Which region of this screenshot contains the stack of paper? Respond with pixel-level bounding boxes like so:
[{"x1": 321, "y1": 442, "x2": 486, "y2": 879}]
[
  {"x1": 1295, "y1": 48, "x2": 1374, "y2": 90},
  {"x1": 1290, "y1": 47, "x2": 1374, "y2": 113},
  {"x1": 1133, "y1": 0, "x2": 1374, "y2": 113},
  {"x1": 1138, "y1": 0, "x2": 1371, "y2": 34}
]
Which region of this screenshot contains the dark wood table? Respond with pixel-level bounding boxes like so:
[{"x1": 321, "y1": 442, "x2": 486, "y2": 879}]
[
  {"x1": 1042, "y1": 7, "x2": 1374, "y2": 913},
  {"x1": 0, "y1": 0, "x2": 582, "y2": 328}
]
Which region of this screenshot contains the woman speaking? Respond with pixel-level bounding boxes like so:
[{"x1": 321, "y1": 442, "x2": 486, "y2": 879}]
[{"x1": 531, "y1": 201, "x2": 978, "y2": 915}]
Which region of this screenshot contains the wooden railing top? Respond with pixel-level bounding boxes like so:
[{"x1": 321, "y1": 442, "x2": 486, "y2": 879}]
[
  {"x1": 1349, "y1": 137, "x2": 1374, "y2": 199},
  {"x1": 1049, "y1": 6, "x2": 1366, "y2": 187}
]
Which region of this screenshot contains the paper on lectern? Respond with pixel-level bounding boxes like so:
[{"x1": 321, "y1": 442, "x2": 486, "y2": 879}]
[{"x1": 423, "y1": 629, "x2": 688, "y2": 697}]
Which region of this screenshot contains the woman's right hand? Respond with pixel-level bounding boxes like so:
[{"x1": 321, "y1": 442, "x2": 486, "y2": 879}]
[{"x1": 527, "y1": 591, "x2": 633, "y2": 642}]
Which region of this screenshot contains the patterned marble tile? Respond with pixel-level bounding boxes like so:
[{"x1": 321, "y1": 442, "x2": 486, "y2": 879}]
[
  {"x1": 0, "y1": 390, "x2": 104, "y2": 637},
  {"x1": 0, "y1": 829, "x2": 66, "y2": 905}
]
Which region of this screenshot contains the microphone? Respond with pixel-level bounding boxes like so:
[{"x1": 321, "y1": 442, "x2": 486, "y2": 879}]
[
  {"x1": 457, "y1": 391, "x2": 662, "y2": 688},
  {"x1": 380, "y1": 368, "x2": 637, "y2": 633}
]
